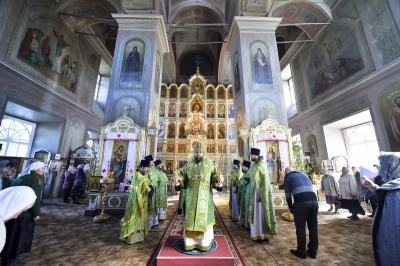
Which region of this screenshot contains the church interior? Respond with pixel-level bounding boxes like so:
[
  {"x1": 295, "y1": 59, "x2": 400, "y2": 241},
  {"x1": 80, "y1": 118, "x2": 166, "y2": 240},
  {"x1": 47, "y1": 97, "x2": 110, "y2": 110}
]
[{"x1": 1, "y1": 0, "x2": 400, "y2": 265}]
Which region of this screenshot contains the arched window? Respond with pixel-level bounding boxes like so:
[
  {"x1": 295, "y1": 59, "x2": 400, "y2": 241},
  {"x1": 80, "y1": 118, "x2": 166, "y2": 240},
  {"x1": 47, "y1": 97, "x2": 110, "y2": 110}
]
[{"x1": 0, "y1": 115, "x2": 36, "y2": 157}]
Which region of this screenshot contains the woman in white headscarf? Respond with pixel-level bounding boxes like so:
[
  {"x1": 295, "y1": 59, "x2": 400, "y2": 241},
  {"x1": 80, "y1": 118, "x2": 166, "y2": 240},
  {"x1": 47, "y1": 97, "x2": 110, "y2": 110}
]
[
  {"x1": 72, "y1": 164, "x2": 86, "y2": 204},
  {"x1": 62, "y1": 166, "x2": 76, "y2": 203},
  {"x1": 0, "y1": 186, "x2": 37, "y2": 253},
  {"x1": 1, "y1": 161, "x2": 44, "y2": 266}
]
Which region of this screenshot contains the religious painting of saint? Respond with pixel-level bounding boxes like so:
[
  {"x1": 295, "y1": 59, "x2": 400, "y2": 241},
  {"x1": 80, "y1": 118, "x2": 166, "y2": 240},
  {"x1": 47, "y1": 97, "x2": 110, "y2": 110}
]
[
  {"x1": 161, "y1": 86, "x2": 167, "y2": 97},
  {"x1": 207, "y1": 124, "x2": 215, "y2": 139},
  {"x1": 218, "y1": 104, "x2": 225, "y2": 118},
  {"x1": 228, "y1": 105, "x2": 234, "y2": 118},
  {"x1": 157, "y1": 143, "x2": 163, "y2": 153},
  {"x1": 308, "y1": 27, "x2": 365, "y2": 99},
  {"x1": 267, "y1": 146, "x2": 276, "y2": 175},
  {"x1": 180, "y1": 86, "x2": 188, "y2": 98},
  {"x1": 306, "y1": 134, "x2": 318, "y2": 157},
  {"x1": 192, "y1": 101, "x2": 202, "y2": 112},
  {"x1": 167, "y1": 123, "x2": 175, "y2": 138},
  {"x1": 111, "y1": 141, "x2": 128, "y2": 184},
  {"x1": 191, "y1": 79, "x2": 204, "y2": 95},
  {"x1": 379, "y1": 84, "x2": 400, "y2": 151},
  {"x1": 178, "y1": 144, "x2": 186, "y2": 153},
  {"x1": 234, "y1": 51, "x2": 241, "y2": 94},
  {"x1": 17, "y1": 21, "x2": 81, "y2": 94},
  {"x1": 179, "y1": 124, "x2": 186, "y2": 138},
  {"x1": 207, "y1": 104, "x2": 214, "y2": 118},
  {"x1": 206, "y1": 145, "x2": 215, "y2": 153},
  {"x1": 252, "y1": 47, "x2": 272, "y2": 84},
  {"x1": 165, "y1": 160, "x2": 174, "y2": 174},
  {"x1": 170, "y1": 86, "x2": 177, "y2": 98},
  {"x1": 168, "y1": 103, "x2": 176, "y2": 117},
  {"x1": 228, "y1": 87, "x2": 233, "y2": 99},
  {"x1": 217, "y1": 87, "x2": 225, "y2": 99},
  {"x1": 121, "y1": 40, "x2": 144, "y2": 84},
  {"x1": 218, "y1": 144, "x2": 226, "y2": 153},
  {"x1": 228, "y1": 125, "x2": 236, "y2": 139},
  {"x1": 153, "y1": 50, "x2": 160, "y2": 95},
  {"x1": 218, "y1": 124, "x2": 226, "y2": 139},
  {"x1": 229, "y1": 145, "x2": 236, "y2": 154},
  {"x1": 159, "y1": 103, "x2": 165, "y2": 117},
  {"x1": 180, "y1": 103, "x2": 187, "y2": 117},
  {"x1": 207, "y1": 88, "x2": 214, "y2": 99},
  {"x1": 167, "y1": 144, "x2": 175, "y2": 153},
  {"x1": 158, "y1": 122, "x2": 164, "y2": 138}
]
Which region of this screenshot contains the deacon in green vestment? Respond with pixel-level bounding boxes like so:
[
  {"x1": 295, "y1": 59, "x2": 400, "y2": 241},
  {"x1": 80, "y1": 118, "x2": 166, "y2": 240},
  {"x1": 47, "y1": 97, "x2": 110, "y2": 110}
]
[
  {"x1": 237, "y1": 160, "x2": 251, "y2": 228},
  {"x1": 145, "y1": 155, "x2": 158, "y2": 228},
  {"x1": 174, "y1": 141, "x2": 223, "y2": 251},
  {"x1": 154, "y1": 159, "x2": 169, "y2": 220},
  {"x1": 247, "y1": 148, "x2": 278, "y2": 240},
  {"x1": 120, "y1": 160, "x2": 152, "y2": 245},
  {"x1": 229, "y1": 159, "x2": 242, "y2": 221}
]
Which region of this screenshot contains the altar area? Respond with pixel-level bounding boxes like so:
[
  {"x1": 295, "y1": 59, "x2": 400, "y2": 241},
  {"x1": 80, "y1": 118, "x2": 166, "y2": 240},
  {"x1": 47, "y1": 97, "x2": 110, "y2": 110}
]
[{"x1": 85, "y1": 112, "x2": 146, "y2": 216}]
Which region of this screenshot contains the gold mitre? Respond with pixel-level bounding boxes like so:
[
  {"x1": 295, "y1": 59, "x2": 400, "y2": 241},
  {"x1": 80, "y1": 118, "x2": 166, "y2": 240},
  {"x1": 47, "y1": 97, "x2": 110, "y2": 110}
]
[{"x1": 193, "y1": 141, "x2": 205, "y2": 152}]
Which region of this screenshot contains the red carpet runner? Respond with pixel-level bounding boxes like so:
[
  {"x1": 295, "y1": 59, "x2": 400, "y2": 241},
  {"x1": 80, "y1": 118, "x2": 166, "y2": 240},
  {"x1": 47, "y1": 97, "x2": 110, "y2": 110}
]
[{"x1": 147, "y1": 200, "x2": 246, "y2": 266}]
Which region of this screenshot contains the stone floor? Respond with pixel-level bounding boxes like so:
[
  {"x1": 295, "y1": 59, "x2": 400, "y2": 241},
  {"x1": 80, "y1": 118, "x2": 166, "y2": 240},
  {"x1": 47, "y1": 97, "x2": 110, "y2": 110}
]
[{"x1": 18, "y1": 191, "x2": 375, "y2": 265}]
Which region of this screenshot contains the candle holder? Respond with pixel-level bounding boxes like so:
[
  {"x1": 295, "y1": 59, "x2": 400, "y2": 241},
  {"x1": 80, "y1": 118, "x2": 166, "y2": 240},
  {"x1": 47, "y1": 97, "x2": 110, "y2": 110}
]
[{"x1": 93, "y1": 174, "x2": 115, "y2": 223}]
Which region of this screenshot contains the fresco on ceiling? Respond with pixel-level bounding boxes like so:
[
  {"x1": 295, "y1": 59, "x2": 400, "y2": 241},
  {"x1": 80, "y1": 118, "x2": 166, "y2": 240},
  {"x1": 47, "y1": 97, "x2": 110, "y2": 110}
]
[
  {"x1": 250, "y1": 41, "x2": 273, "y2": 87},
  {"x1": 380, "y1": 83, "x2": 400, "y2": 151},
  {"x1": 17, "y1": 18, "x2": 82, "y2": 94},
  {"x1": 308, "y1": 27, "x2": 364, "y2": 99},
  {"x1": 120, "y1": 38, "x2": 145, "y2": 85}
]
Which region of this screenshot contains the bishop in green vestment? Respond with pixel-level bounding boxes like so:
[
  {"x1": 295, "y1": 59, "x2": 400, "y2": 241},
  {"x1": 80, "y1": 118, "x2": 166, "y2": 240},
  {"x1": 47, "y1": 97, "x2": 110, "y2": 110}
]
[
  {"x1": 237, "y1": 160, "x2": 251, "y2": 228},
  {"x1": 247, "y1": 148, "x2": 278, "y2": 240},
  {"x1": 154, "y1": 159, "x2": 169, "y2": 220},
  {"x1": 145, "y1": 155, "x2": 158, "y2": 228},
  {"x1": 174, "y1": 141, "x2": 222, "y2": 251},
  {"x1": 120, "y1": 160, "x2": 152, "y2": 245},
  {"x1": 229, "y1": 159, "x2": 242, "y2": 221}
]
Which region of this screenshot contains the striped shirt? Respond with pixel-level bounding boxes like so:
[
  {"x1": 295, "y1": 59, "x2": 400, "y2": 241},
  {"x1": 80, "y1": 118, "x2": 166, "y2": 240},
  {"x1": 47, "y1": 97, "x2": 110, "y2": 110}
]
[{"x1": 284, "y1": 171, "x2": 317, "y2": 209}]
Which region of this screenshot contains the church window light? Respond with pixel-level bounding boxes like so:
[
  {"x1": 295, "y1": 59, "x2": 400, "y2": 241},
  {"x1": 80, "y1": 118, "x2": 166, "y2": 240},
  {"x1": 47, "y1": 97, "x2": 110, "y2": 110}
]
[
  {"x1": 94, "y1": 74, "x2": 102, "y2": 101},
  {"x1": 282, "y1": 63, "x2": 298, "y2": 118},
  {"x1": 0, "y1": 115, "x2": 36, "y2": 157}
]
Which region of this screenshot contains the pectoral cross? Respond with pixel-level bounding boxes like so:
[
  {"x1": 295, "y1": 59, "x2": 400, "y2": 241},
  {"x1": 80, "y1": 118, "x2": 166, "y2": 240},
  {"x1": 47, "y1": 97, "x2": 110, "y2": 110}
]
[{"x1": 264, "y1": 104, "x2": 273, "y2": 118}]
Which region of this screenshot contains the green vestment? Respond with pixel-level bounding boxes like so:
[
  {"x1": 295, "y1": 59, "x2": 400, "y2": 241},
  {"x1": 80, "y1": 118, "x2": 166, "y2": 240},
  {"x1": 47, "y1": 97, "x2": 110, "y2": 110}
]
[
  {"x1": 229, "y1": 165, "x2": 243, "y2": 211},
  {"x1": 147, "y1": 166, "x2": 158, "y2": 216},
  {"x1": 176, "y1": 156, "x2": 221, "y2": 237},
  {"x1": 156, "y1": 168, "x2": 169, "y2": 210},
  {"x1": 247, "y1": 156, "x2": 278, "y2": 235},
  {"x1": 237, "y1": 169, "x2": 250, "y2": 226},
  {"x1": 120, "y1": 171, "x2": 152, "y2": 244}
]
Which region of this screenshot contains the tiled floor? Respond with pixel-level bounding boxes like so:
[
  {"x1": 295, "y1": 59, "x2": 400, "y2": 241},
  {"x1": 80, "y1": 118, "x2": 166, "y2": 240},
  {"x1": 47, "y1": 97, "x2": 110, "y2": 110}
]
[{"x1": 18, "y1": 191, "x2": 375, "y2": 265}]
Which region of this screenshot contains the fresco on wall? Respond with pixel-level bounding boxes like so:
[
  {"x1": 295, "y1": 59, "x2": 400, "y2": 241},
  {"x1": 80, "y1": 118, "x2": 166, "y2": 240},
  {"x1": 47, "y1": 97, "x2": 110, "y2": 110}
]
[
  {"x1": 217, "y1": 87, "x2": 225, "y2": 99},
  {"x1": 207, "y1": 104, "x2": 214, "y2": 118},
  {"x1": 207, "y1": 87, "x2": 214, "y2": 99},
  {"x1": 234, "y1": 51, "x2": 241, "y2": 95},
  {"x1": 207, "y1": 124, "x2": 214, "y2": 139},
  {"x1": 17, "y1": 20, "x2": 82, "y2": 94},
  {"x1": 168, "y1": 103, "x2": 176, "y2": 117},
  {"x1": 167, "y1": 123, "x2": 175, "y2": 138},
  {"x1": 180, "y1": 103, "x2": 187, "y2": 117},
  {"x1": 191, "y1": 78, "x2": 204, "y2": 95},
  {"x1": 309, "y1": 27, "x2": 364, "y2": 99},
  {"x1": 380, "y1": 83, "x2": 400, "y2": 151},
  {"x1": 218, "y1": 104, "x2": 225, "y2": 118},
  {"x1": 228, "y1": 104, "x2": 234, "y2": 118},
  {"x1": 154, "y1": 50, "x2": 160, "y2": 95},
  {"x1": 158, "y1": 122, "x2": 164, "y2": 138},
  {"x1": 180, "y1": 86, "x2": 188, "y2": 98},
  {"x1": 178, "y1": 124, "x2": 186, "y2": 138},
  {"x1": 120, "y1": 38, "x2": 144, "y2": 85},
  {"x1": 170, "y1": 86, "x2": 177, "y2": 98},
  {"x1": 217, "y1": 124, "x2": 226, "y2": 139},
  {"x1": 250, "y1": 42, "x2": 272, "y2": 85}
]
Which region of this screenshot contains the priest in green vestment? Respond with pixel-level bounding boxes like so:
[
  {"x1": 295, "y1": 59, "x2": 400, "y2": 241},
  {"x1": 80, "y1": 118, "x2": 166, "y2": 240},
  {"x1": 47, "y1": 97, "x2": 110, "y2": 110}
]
[
  {"x1": 247, "y1": 148, "x2": 278, "y2": 240},
  {"x1": 174, "y1": 141, "x2": 222, "y2": 251},
  {"x1": 229, "y1": 159, "x2": 242, "y2": 221},
  {"x1": 237, "y1": 160, "x2": 251, "y2": 228},
  {"x1": 154, "y1": 159, "x2": 168, "y2": 220},
  {"x1": 145, "y1": 155, "x2": 158, "y2": 229},
  {"x1": 120, "y1": 160, "x2": 152, "y2": 244}
]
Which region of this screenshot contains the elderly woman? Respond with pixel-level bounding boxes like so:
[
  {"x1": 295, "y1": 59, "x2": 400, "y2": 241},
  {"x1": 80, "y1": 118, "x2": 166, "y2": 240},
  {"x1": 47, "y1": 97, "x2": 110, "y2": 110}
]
[
  {"x1": 362, "y1": 153, "x2": 400, "y2": 266},
  {"x1": 62, "y1": 166, "x2": 76, "y2": 203},
  {"x1": 320, "y1": 169, "x2": 340, "y2": 212},
  {"x1": 338, "y1": 166, "x2": 360, "y2": 220},
  {"x1": 0, "y1": 186, "x2": 37, "y2": 253},
  {"x1": 72, "y1": 164, "x2": 86, "y2": 204},
  {"x1": 1, "y1": 161, "x2": 44, "y2": 266}
]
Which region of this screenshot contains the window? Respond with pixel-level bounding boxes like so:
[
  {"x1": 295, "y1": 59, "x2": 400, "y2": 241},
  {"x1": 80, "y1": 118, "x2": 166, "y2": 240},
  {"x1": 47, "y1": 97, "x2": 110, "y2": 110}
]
[
  {"x1": 343, "y1": 122, "x2": 379, "y2": 168},
  {"x1": 93, "y1": 74, "x2": 101, "y2": 100},
  {"x1": 281, "y1": 64, "x2": 297, "y2": 118},
  {"x1": 0, "y1": 115, "x2": 36, "y2": 157}
]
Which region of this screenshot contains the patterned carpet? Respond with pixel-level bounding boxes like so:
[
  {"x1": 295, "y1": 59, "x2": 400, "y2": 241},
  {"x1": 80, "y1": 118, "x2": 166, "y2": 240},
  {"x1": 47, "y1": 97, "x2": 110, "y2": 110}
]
[{"x1": 17, "y1": 192, "x2": 376, "y2": 265}]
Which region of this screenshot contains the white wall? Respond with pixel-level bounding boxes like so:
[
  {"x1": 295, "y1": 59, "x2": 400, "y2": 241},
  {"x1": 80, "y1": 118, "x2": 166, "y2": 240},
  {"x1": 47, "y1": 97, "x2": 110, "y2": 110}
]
[{"x1": 323, "y1": 127, "x2": 347, "y2": 159}]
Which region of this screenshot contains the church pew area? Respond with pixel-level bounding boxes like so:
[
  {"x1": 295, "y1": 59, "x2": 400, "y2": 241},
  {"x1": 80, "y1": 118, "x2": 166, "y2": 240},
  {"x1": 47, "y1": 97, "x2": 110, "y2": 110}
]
[{"x1": 19, "y1": 191, "x2": 375, "y2": 265}]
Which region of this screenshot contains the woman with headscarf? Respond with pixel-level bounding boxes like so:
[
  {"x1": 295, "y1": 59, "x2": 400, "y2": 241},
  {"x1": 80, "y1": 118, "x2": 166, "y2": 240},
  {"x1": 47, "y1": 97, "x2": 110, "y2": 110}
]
[
  {"x1": 62, "y1": 166, "x2": 76, "y2": 203},
  {"x1": 0, "y1": 161, "x2": 44, "y2": 266},
  {"x1": 72, "y1": 164, "x2": 86, "y2": 204},
  {"x1": 362, "y1": 153, "x2": 400, "y2": 266},
  {"x1": 338, "y1": 166, "x2": 361, "y2": 220},
  {"x1": 0, "y1": 186, "x2": 37, "y2": 254}
]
